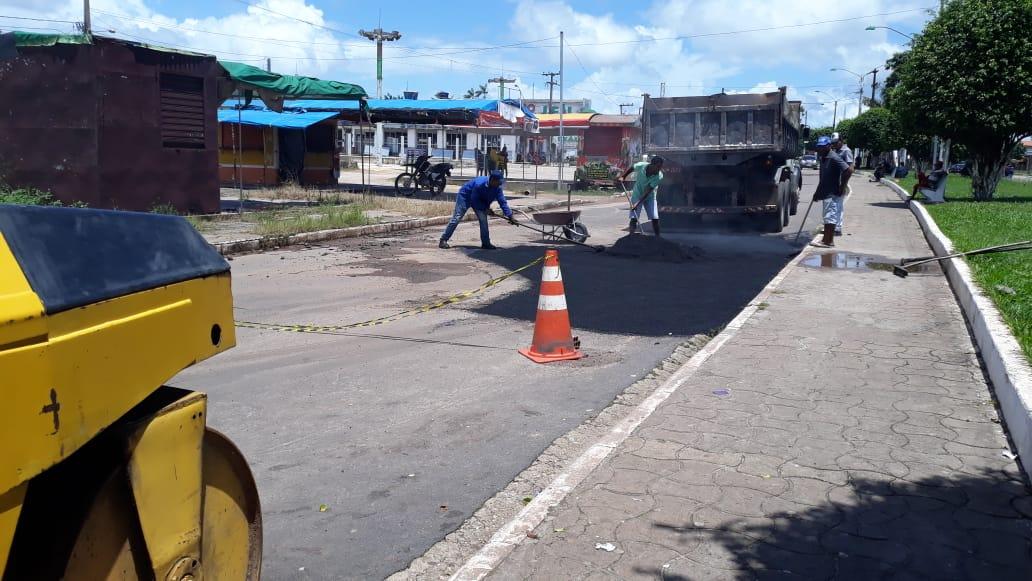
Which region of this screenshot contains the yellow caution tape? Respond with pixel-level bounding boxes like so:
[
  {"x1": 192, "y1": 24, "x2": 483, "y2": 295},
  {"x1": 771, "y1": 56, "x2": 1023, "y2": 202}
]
[{"x1": 236, "y1": 256, "x2": 544, "y2": 333}]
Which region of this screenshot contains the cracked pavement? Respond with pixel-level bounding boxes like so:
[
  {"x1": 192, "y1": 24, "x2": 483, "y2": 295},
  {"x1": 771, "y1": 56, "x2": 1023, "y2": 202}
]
[{"x1": 487, "y1": 179, "x2": 1032, "y2": 580}]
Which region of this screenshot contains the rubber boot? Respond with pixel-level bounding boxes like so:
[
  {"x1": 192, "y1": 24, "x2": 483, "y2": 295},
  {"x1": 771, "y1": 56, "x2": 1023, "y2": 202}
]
[
  {"x1": 821, "y1": 223, "x2": 836, "y2": 247},
  {"x1": 651, "y1": 219, "x2": 661, "y2": 237},
  {"x1": 628, "y1": 218, "x2": 638, "y2": 233}
]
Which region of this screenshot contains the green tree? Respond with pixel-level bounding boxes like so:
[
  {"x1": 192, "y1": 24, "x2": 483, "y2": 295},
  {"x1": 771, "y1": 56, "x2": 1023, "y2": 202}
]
[
  {"x1": 840, "y1": 108, "x2": 904, "y2": 156},
  {"x1": 890, "y1": 0, "x2": 1032, "y2": 200},
  {"x1": 463, "y1": 84, "x2": 489, "y2": 99}
]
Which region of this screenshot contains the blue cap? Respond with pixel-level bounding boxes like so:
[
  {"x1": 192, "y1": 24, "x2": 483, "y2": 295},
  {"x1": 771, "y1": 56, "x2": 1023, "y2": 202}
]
[
  {"x1": 815, "y1": 136, "x2": 832, "y2": 147},
  {"x1": 489, "y1": 170, "x2": 504, "y2": 180}
]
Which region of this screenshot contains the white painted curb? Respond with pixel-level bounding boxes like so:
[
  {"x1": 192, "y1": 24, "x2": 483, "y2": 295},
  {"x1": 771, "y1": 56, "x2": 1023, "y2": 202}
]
[
  {"x1": 448, "y1": 237, "x2": 815, "y2": 580},
  {"x1": 884, "y1": 178, "x2": 1032, "y2": 475}
]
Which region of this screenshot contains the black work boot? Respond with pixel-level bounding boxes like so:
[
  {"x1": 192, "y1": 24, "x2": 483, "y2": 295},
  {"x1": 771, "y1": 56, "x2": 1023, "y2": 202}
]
[
  {"x1": 439, "y1": 239, "x2": 450, "y2": 249},
  {"x1": 628, "y1": 218, "x2": 638, "y2": 233},
  {"x1": 651, "y1": 219, "x2": 661, "y2": 237}
]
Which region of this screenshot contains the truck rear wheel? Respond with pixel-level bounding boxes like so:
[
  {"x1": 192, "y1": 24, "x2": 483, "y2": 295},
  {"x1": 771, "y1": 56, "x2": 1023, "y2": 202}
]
[{"x1": 760, "y1": 205, "x2": 784, "y2": 233}]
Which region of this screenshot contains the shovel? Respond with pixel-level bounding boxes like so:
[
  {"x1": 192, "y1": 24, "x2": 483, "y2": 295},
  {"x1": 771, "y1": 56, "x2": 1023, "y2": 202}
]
[
  {"x1": 617, "y1": 181, "x2": 646, "y2": 234},
  {"x1": 893, "y1": 240, "x2": 1032, "y2": 278}
]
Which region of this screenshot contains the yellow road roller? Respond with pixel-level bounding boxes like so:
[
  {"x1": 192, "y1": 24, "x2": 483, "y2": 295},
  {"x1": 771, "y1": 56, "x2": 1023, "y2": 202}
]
[{"x1": 0, "y1": 205, "x2": 261, "y2": 580}]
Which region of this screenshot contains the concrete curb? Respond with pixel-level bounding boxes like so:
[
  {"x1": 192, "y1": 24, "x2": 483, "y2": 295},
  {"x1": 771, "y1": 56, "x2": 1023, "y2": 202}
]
[
  {"x1": 211, "y1": 200, "x2": 580, "y2": 256},
  {"x1": 884, "y1": 178, "x2": 1032, "y2": 475},
  {"x1": 448, "y1": 236, "x2": 816, "y2": 580}
]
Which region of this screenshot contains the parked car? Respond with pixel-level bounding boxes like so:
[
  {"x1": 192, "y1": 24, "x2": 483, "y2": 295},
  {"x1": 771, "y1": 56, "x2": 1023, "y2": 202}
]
[
  {"x1": 949, "y1": 161, "x2": 971, "y2": 176},
  {"x1": 800, "y1": 154, "x2": 818, "y2": 169}
]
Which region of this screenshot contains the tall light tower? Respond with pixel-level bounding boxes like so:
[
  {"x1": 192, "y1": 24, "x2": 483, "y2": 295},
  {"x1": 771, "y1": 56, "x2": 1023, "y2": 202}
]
[{"x1": 359, "y1": 27, "x2": 402, "y2": 99}]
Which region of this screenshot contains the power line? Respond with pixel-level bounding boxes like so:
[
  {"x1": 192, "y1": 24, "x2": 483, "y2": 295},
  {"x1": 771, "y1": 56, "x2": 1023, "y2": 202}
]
[
  {"x1": 566, "y1": 7, "x2": 931, "y2": 47},
  {"x1": 227, "y1": 0, "x2": 363, "y2": 38},
  {"x1": 92, "y1": 9, "x2": 556, "y2": 58},
  {"x1": 0, "y1": 14, "x2": 79, "y2": 24},
  {"x1": 566, "y1": 44, "x2": 616, "y2": 105}
]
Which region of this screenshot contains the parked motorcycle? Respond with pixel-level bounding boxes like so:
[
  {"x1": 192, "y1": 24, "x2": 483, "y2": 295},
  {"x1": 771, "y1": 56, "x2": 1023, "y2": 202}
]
[{"x1": 395, "y1": 154, "x2": 453, "y2": 197}]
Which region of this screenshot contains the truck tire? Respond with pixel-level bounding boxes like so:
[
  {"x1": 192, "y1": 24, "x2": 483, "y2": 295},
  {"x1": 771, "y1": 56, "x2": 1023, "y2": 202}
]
[{"x1": 762, "y1": 197, "x2": 785, "y2": 233}]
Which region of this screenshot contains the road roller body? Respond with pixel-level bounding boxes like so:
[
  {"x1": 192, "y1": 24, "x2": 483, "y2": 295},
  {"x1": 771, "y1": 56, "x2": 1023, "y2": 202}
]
[{"x1": 0, "y1": 206, "x2": 261, "y2": 580}]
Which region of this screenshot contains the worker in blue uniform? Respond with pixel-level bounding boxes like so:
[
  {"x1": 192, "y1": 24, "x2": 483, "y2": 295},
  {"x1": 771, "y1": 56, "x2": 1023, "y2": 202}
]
[{"x1": 439, "y1": 170, "x2": 514, "y2": 250}]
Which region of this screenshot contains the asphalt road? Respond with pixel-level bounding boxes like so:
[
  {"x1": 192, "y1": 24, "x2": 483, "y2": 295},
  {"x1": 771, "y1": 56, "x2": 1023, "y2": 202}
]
[{"x1": 173, "y1": 174, "x2": 823, "y2": 579}]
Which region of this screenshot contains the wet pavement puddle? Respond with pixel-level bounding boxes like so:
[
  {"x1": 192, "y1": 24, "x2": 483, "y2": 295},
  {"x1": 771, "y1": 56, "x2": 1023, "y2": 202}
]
[{"x1": 801, "y1": 252, "x2": 937, "y2": 273}]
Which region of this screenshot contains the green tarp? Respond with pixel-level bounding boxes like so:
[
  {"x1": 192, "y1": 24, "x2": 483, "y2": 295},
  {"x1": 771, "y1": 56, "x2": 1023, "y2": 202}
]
[
  {"x1": 219, "y1": 61, "x2": 367, "y2": 101},
  {"x1": 12, "y1": 32, "x2": 91, "y2": 47}
]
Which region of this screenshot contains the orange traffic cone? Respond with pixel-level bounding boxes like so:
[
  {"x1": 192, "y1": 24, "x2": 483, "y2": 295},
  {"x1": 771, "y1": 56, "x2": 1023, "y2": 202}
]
[{"x1": 519, "y1": 248, "x2": 583, "y2": 363}]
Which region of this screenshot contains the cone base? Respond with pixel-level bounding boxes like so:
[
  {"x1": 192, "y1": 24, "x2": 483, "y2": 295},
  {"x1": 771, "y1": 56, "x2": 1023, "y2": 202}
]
[{"x1": 519, "y1": 347, "x2": 583, "y2": 364}]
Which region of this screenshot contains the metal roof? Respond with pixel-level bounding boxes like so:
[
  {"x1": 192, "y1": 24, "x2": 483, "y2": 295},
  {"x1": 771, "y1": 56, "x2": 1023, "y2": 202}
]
[{"x1": 589, "y1": 114, "x2": 639, "y2": 127}]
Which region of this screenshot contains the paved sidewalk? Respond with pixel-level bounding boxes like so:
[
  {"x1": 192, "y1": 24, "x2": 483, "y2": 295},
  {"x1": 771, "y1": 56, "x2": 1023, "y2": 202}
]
[{"x1": 488, "y1": 178, "x2": 1032, "y2": 579}]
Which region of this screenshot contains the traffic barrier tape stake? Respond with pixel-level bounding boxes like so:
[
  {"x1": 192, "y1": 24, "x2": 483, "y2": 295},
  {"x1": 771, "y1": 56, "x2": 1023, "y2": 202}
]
[{"x1": 235, "y1": 256, "x2": 544, "y2": 334}]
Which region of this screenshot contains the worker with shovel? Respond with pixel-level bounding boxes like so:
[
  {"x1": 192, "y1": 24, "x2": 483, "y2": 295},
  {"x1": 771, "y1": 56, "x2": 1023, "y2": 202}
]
[
  {"x1": 617, "y1": 156, "x2": 665, "y2": 236},
  {"x1": 439, "y1": 170, "x2": 515, "y2": 250}
]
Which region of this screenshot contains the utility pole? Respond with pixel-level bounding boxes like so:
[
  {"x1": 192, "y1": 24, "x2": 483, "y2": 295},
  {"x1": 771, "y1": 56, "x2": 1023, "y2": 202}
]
[
  {"x1": 832, "y1": 100, "x2": 838, "y2": 130},
  {"x1": 558, "y1": 30, "x2": 565, "y2": 195},
  {"x1": 619, "y1": 103, "x2": 634, "y2": 115},
  {"x1": 542, "y1": 71, "x2": 559, "y2": 114},
  {"x1": 83, "y1": 0, "x2": 91, "y2": 34},
  {"x1": 870, "y1": 68, "x2": 879, "y2": 106},
  {"x1": 488, "y1": 77, "x2": 516, "y2": 101},
  {"x1": 660, "y1": 82, "x2": 666, "y2": 97},
  {"x1": 359, "y1": 27, "x2": 402, "y2": 99},
  {"x1": 266, "y1": 58, "x2": 272, "y2": 72}
]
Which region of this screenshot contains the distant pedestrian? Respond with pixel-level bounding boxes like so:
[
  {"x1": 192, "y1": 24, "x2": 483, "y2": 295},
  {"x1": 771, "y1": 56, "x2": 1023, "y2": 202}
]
[
  {"x1": 500, "y1": 145, "x2": 509, "y2": 177},
  {"x1": 617, "y1": 155, "x2": 665, "y2": 236},
  {"x1": 439, "y1": 170, "x2": 514, "y2": 250},
  {"x1": 831, "y1": 132, "x2": 854, "y2": 236},
  {"x1": 811, "y1": 136, "x2": 851, "y2": 248}
]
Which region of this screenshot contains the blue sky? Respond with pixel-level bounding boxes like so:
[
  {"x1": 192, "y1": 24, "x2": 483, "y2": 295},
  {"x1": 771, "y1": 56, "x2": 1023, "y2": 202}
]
[{"x1": 2, "y1": 0, "x2": 936, "y2": 125}]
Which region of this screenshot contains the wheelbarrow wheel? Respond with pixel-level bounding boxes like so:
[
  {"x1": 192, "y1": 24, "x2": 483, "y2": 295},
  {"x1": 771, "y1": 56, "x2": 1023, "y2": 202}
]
[{"x1": 563, "y1": 221, "x2": 590, "y2": 243}]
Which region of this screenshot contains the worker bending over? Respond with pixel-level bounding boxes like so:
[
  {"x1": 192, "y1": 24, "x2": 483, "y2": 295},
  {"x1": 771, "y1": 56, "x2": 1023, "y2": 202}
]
[
  {"x1": 439, "y1": 170, "x2": 513, "y2": 250},
  {"x1": 618, "y1": 155, "x2": 665, "y2": 236}
]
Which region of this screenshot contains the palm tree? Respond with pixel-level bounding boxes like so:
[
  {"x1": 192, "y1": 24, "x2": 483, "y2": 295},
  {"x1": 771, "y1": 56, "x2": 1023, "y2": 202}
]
[{"x1": 463, "y1": 84, "x2": 489, "y2": 99}]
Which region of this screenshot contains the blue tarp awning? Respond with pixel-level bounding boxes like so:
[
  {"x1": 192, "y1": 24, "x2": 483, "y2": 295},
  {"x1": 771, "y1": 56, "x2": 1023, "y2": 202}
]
[{"x1": 217, "y1": 108, "x2": 338, "y2": 129}]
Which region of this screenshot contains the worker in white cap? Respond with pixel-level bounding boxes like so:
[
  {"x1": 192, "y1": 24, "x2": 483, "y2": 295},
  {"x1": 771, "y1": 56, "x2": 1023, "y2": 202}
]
[{"x1": 831, "y1": 132, "x2": 854, "y2": 236}]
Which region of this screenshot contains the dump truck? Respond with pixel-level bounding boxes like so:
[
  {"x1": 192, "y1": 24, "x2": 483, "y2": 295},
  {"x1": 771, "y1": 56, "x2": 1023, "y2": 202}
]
[
  {"x1": 0, "y1": 206, "x2": 261, "y2": 580},
  {"x1": 642, "y1": 88, "x2": 802, "y2": 232}
]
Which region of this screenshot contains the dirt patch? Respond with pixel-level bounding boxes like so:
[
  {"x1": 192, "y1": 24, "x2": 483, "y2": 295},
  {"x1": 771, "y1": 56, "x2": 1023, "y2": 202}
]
[
  {"x1": 352, "y1": 260, "x2": 472, "y2": 283},
  {"x1": 607, "y1": 234, "x2": 702, "y2": 263}
]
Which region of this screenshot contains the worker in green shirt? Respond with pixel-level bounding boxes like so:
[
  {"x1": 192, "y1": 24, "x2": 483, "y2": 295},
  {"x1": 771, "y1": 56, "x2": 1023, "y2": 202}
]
[{"x1": 617, "y1": 156, "x2": 665, "y2": 236}]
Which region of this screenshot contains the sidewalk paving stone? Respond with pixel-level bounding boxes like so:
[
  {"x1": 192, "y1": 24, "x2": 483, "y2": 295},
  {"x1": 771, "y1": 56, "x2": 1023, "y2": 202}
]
[{"x1": 488, "y1": 178, "x2": 1032, "y2": 580}]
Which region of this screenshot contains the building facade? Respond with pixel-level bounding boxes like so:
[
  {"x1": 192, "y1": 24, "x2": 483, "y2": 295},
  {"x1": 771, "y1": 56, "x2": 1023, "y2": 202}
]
[
  {"x1": 0, "y1": 33, "x2": 223, "y2": 213},
  {"x1": 521, "y1": 98, "x2": 593, "y2": 115}
]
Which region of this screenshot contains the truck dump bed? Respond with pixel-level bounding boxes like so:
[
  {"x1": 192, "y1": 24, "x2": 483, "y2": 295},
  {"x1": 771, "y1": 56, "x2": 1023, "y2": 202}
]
[
  {"x1": 644, "y1": 89, "x2": 801, "y2": 161},
  {"x1": 641, "y1": 88, "x2": 801, "y2": 230}
]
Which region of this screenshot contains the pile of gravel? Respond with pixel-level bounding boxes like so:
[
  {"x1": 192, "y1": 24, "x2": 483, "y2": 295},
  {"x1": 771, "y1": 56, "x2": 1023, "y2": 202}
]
[{"x1": 607, "y1": 234, "x2": 700, "y2": 263}]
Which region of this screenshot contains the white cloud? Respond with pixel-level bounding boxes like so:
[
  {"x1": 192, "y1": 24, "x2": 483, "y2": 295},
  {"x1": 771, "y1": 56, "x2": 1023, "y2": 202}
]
[{"x1": 2, "y1": 0, "x2": 932, "y2": 116}]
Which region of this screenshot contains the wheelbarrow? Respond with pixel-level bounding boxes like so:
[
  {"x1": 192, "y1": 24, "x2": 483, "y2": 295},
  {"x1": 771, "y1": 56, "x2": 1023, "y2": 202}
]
[{"x1": 530, "y1": 210, "x2": 590, "y2": 244}]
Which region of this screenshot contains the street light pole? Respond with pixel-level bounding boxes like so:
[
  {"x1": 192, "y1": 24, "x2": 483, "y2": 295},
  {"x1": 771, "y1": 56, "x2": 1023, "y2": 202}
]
[
  {"x1": 359, "y1": 27, "x2": 402, "y2": 99},
  {"x1": 864, "y1": 25, "x2": 914, "y2": 41},
  {"x1": 830, "y1": 67, "x2": 865, "y2": 116}
]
